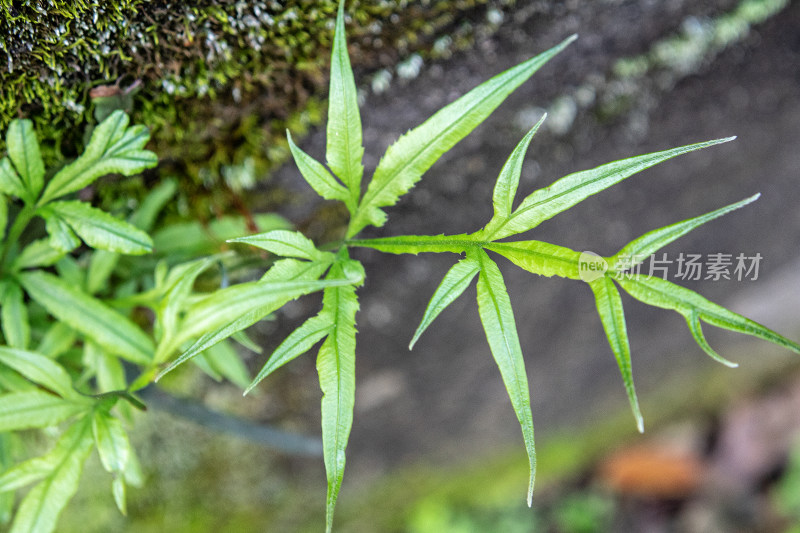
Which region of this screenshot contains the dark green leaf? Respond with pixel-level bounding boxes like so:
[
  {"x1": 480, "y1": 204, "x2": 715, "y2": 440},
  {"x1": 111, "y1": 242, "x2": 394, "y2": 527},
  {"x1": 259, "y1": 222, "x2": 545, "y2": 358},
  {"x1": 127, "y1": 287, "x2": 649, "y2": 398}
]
[
  {"x1": 472, "y1": 248, "x2": 536, "y2": 505},
  {"x1": 348, "y1": 36, "x2": 576, "y2": 238}
]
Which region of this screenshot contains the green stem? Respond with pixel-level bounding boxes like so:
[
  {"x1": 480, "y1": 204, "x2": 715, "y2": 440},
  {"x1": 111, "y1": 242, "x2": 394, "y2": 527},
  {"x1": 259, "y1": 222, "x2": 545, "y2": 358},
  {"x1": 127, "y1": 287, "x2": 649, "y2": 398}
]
[{"x1": 1, "y1": 205, "x2": 36, "y2": 269}]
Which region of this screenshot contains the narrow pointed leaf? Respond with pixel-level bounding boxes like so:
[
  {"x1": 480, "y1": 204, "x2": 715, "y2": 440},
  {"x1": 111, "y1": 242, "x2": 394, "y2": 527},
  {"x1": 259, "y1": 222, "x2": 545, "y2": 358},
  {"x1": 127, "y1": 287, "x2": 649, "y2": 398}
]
[
  {"x1": 617, "y1": 275, "x2": 800, "y2": 355},
  {"x1": 1, "y1": 282, "x2": 30, "y2": 349},
  {"x1": 490, "y1": 115, "x2": 547, "y2": 224},
  {"x1": 128, "y1": 178, "x2": 177, "y2": 232},
  {"x1": 686, "y1": 310, "x2": 738, "y2": 367},
  {"x1": 348, "y1": 35, "x2": 576, "y2": 238},
  {"x1": 488, "y1": 137, "x2": 736, "y2": 240},
  {"x1": 9, "y1": 416, "x2": 94, "y2": 533},
  {"x1": 92, "y1": 410, "x2": 132, "y2": 474},
  {"x1": 410, "y1": 257, "x2": 480, "y2": 350},
  {"x1": 317, "y1": 260, "x2": 360, "y2": 532},
  {"x1": 156, "y1": 261, "x2": 351, "y2": 378},
  {"x1": 0, "y1": 158, "x2": 27, "y2": 199},
  {"x1": 288, "y1": 131, "x2": 349, "y2": 202},
  {"x1": 326, "y1": 0, "x2": 364, "y2": 212},
  {"x1": 609, "y1": 193, "x2": 760, "y2": 271},
  {"x1": 229, "y1": 229, "x2": 333, "y2": 261},
  {"x1": 0, "y1": 391, "x2": 87, "y2": 432},
  {"x1": 39, "y1": 111, "x2": 158, "y2": 205},
  {"x1": 47, "y1": 201, "x2": 153, "y2": 254},
  {"x1": 113, "y1": 477, "x2": 127, "y2": 515},
  {"x1": 0, "y1": 347, "x2": 78, "y2": 399},
  {"x1": 37, "y1": 323, "x2": 77, "y2": 359},
  {"x1": 589, "y1": 276, "x2": 644, "y2": 432},
  {"x1": 349, "y1": 234, "x2": 476, "y2": 255},
  {"x1": 246, "y1": 313, "x2": 333, "y2": 395},
  {"x1": 19, "y1": 271, "x2": 154, "y2": 364},
  {"x1": 6, "y1": 119, "x2": 44, "y2": 200},
  {"x1": 485, "y1": 240, "x2": 582, "y2": 279},
  {"x1": 199, "y1": 340, "x2": 251, "y2": 389},
  {"x1": 472, "y1": 248, "x2": 536, "y2": 505}
]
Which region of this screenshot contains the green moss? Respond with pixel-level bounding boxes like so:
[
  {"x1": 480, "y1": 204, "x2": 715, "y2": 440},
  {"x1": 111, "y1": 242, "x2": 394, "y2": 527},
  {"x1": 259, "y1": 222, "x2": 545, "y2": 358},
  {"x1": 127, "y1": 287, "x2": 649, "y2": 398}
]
[{"x1": 1, "y1": 0, "x2": 516, "y2": 205}]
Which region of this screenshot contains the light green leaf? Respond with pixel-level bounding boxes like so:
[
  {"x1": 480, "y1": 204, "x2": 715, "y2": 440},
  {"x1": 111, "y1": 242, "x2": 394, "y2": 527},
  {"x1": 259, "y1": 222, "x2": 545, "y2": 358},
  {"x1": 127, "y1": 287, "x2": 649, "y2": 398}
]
[
  {"x1": 92, "y1": 410, "x2": 132, "y2": 474},
  {"x1": 317, "y1": 259, "x2": 360, "y2": 533},
  {"x1": 472, "y1": 248, "x2": 536, "y2": 506},
  {"x1": 348, "y1": 233, "x2": 475, "y2": 255},
  {"x1": 37, "y1": 323, "x2": 77, "y2": 359},
  {"x1": 12, "y1": 238, "x2": 66, "y2": 270},
  {"x1": 128, "y1": 178, "x2": 177, "y2": 232},
  {"x1": 410, "y1": 257, "x2": 480, "y2": 350},
  {"x1": 20, "y1": 271, "x2": 154, "y2": 364},
  {"x1": 348, "y1": 35, "x2": 576, "y2": 238},
  {"x1": 39, "y1": 111, "x2": 158, "y2": 205},
  {"x1": 86, "y1": 249, "x2": 120, "y2": 294},
  {"x1": 112, "y1": 477, "x2": 127, "y2": 515},
  {"x1": 155, "y1": 256, "x2": 220, "y2": 357},
  {"x1": 489, "y1": 115, "x2": 547, "y2": 224},
  {"x1": 485, "y1": 240, "x2": 582, "y2": 279},
  {"x1": 228, "y1": 229, "x2": 333, "y2": 262},
  {"x1": 487, "y1": 137, "x2": 736, "y2": 240},
  {"x1": 326, "y1": 0, "x2": 364, "y2": 212},
  {"x1": 156, "y1": 262, "x2": 354, "y2": 379},
  {"x1": 287, "y1": 132, "x2": 349, "y2": 203},
  {"x1": 685, "y1": 310, "x2": 738, "y2": 368},
  {"x1": 588, "y1": 276, "x2": 644, "y2": 432},
  {"x1": 198, "y1": 340, "x2": 251, "y2": 389},
  {"x1": 0, "y1": 347, "x2": 78, "y2": 399},
  {"x1": 245, "y1": 313, "x2": 334, "y2": 396},
  {"x1": 1, "y1": 282, "x2": 30, "y2": 349},
  {"x1": 41, "y1": 211, "x2": 80, "y2": 253},
  {"x1": 617, "y1": 275, "x2": 800, "y2": 357},
  {"x1": 6, "y1": 119, "x2": 44, "y2": 201},
  {"x1": 231, "y1": 330, "x2": 263, "y2": 355},
  {"x1": 609, "y1": 194, "x2": 760, "y2": 271},
  {"x1": 0, "y1": 438, "x2": 52, "y2": 494},
  {"x1": 0, "y1": 390, "x2": 87, "y2": 432},
  {"x1": 9, "y1": 416, "x2": 94, "y2": 533},
  {"x1": 46, "y1": 200, "x2": 153, "y2": 255},
  {"x1": 0, "y1": 193, "x2": 7, "y2": 239},
  {"x1": 0, "y1": 158, "x2": 27, "y2": 199}
]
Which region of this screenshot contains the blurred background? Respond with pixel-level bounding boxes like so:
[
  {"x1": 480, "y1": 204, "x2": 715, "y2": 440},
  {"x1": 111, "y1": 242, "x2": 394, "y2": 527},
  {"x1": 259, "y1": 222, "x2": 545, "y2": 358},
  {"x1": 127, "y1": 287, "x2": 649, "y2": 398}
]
[{"x1": 6, "y1": 0, "x2": 798, "y2": 531}]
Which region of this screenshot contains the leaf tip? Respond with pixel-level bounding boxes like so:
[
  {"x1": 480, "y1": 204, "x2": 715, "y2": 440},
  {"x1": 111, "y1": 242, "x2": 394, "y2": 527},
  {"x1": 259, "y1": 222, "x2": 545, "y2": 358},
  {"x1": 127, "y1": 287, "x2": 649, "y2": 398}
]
[{"x1": 636, "y1": 416, "x2": 645, "y2": 434}]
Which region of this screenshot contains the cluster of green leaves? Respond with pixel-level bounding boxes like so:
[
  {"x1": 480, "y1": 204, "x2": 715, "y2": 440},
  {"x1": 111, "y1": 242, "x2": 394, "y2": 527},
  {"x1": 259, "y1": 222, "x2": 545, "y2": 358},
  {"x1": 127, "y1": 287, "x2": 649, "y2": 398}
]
[
  {"x1": 0, "y1": 110, "x2": 360, "y2": 532},
  {"x1": 156, "y1": 1, "x2": 800, "y2": 531}
]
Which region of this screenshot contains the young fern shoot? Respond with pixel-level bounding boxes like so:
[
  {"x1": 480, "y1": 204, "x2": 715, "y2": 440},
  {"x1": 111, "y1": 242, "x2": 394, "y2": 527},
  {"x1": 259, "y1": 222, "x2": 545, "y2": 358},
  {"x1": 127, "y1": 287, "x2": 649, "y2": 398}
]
[{"x1": 160, "y1": 1, "x2": 800, "y2": 531}]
